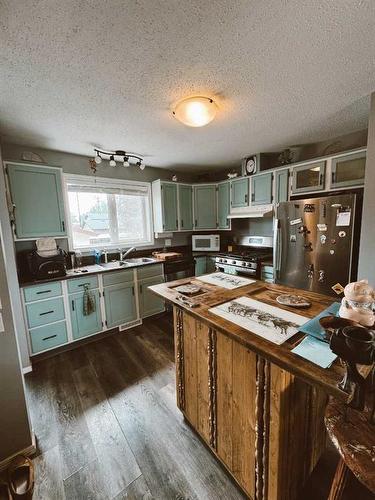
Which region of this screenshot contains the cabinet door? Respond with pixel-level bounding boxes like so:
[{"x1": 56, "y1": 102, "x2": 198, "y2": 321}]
[
  {"x1": 195, "y1": 256, "x2": 207, "y2": 276},
  {"x1": 292, "y1": 161, "x2": 325, "y2": 194},
  {"x1": 161, "y1": 183, "x2": 178, "y2": 231},
  {"x1": 231, "y1": 178, "x2": 249, "y2": 208},
  {"x1": 331, "y1": 151, "x2": 366, "y2": 188},
  {"x1": 251, "y1": 172, "x2": 273, "y2": 205},
  {"x1": 181, "y1": 313, "x2": 210, "y2": 444},
  {"x1": 104, "y1": 282, "x2": 137, "y2": 328},
  {"x1": 216, "y1": 332, "x2": 257, "y2": 497},
  {"x1": 139, "y1": 275, "x2": 165, "y2": 318},
  {"x1": 194, "y1": 185, "x2": 217, "y2": 229},
  {"x1": 274, "y1": 169, "x2": 289, "y2": 204},
  {"x1": 7, "y1": 163, "x2": 66, "y2": 238},
  {"x1": 179, "y1": 185, "x2": 193, "y2": 230},
  {"x1": 70, "y1": 290, "x2": 102, "y2": 340},
  {"x1": 218, "y1": 182, "x2": 230, "y2": 229}
]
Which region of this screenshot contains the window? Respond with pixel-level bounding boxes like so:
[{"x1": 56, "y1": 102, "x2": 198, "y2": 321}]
[{"x1": 65, "y1": 175, "x2": 153, "y2": 250}]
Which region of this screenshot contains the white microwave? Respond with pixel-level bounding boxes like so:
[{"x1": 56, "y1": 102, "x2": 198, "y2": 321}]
[{"x1": 192, "y1": 234, "x2": 220, "y2": 252}]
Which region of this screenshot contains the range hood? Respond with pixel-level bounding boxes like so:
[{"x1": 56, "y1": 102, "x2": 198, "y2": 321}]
[{"x1": 228, "y1": 204, "x2": 274, "y2": 219}]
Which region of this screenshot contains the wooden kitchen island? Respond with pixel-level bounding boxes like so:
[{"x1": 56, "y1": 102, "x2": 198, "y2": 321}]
[{"x1": 149, "y1": 277, "x2": 364, "y2": 500}]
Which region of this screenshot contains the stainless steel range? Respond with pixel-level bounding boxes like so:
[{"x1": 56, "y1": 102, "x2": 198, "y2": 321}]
[{"x1": 215, "y1": 235, "x2": 273, "y2": 278}]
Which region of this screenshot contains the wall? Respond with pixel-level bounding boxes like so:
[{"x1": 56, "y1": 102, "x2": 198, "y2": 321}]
[
  {"x1": 0, "y1": 144, "x2": 33, "y2": 463},
  {"x1": 2, "y1": 142, "x2": 197, "y2": 257},
  {"x1": 0, "y1": 143, "x2": 32, "y2": 371},
  {"x1": 358, "y1": 94, "x2": 375, "y2": 286}
]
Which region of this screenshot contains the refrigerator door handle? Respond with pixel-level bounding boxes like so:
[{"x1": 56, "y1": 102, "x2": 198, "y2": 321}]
[{"x1": 273, "y1": 218, "x2": 281, "y2": 277}]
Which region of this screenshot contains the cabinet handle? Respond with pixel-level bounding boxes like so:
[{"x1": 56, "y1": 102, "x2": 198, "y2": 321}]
[
  {"x1": 251, "y1": 193, "x2": 255, "y2": 202},
  {"x1": 72, "y1": 300, "x2": 75, "y2": 311},
  {"x1": 176, "y1": 219, "x2": 178, "y2": 227},
  {"x1": 40, "y1": 310, "x2": 54, "y2": 316},
  {"x1": 245, "y1": 194, "x2": 248, "y2": 203},
  {"x1": 61, "y1": 220, "x2": 65, "y2": 232},
  {"x1": 132, "y1": 287, "x2": 134, "y2": 295},
  {"x1": 331, "y1": 171, "x2": 336, "y2": 184},
  {"x1": 78, "y1": 283, "x2": 90, "y2": 287},
  {"x1": 195, "y1": 219, "x2": 197, "y2": 227},
  {"x1": 140, "y1": 284, "x2": 143, "y2": 293},
  {"x1": 181, "y1": 219, "x2": 184, "y2": 228},
  {"x1": 319, "y1": 173, "x2": 323, "y2": 186},
  {"x1": 42, "y1": 334, "x2": 57, "y2": 341},
  {"x1": 36, "y1": 290, "x2": 52, "y2": 294}
]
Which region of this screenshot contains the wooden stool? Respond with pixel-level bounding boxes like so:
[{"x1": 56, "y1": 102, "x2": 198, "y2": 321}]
[{"x1": 325, "y1": 397, "x2": 375, "y2": 500}]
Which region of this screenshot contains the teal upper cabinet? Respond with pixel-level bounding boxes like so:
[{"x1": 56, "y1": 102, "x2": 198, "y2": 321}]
[
  {"x1": 217, "y1": 182, "x2": 230, "y2": 229},
  {"x1": 194, "y1": 185, "x2": 217, "y2": 229},
  {"x1": 291, "y1": 161, "x2": 326, "y2": 194},
  {"x1": 152, "y1": 181, "x2": 178, "y2": 232},
  {"x1": 139, "y1": 275, "x2": 165, "y2": 318},
  {"x1": 69, "y1": 290, "x2": 102, "y2": 340},
  {"x1": 251, "y1": 172, "x2": 273, "y2": 205},
  {"x1": 330, "y1": 151, "x2": 366, "y2": 189},
  {"x1": 6, "y1": 163, "x2": 66, "y2": 239},
  {"x1": 274, "y1": 169, "x2": 289, "y2": 204},
  {"x1": 231, "y1": 178, "x2": 249, "y2": 208},
  {"x1": 178, "y1": 184, "x2": 193, "y2": 230},
  {"x1": 104, "y1": 282, "x2": 137, "y2": 328}
]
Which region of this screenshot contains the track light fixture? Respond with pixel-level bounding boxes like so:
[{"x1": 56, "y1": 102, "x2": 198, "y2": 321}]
[{"x1": 91, "y1": 148, "x2": 146, "y2": 172}]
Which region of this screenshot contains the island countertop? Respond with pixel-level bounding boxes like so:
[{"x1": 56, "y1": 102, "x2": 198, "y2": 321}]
[{"x1": 149, "y1": 275, "x2": 368, "y2": 403}]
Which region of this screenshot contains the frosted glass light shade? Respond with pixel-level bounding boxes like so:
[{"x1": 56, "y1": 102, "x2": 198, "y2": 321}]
[{"x1": 173, "y1": 96, "x2": 217, "y2": 127}]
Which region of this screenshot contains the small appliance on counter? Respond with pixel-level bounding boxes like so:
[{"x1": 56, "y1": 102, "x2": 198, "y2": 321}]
[
  {"x1": 214, "y1": 235, "x2": 273, "y2": 279},
  {"x1": 27, "y1": 238, "x2": 66, "y2": 280},
  {"x1": 192, "y1": 234, "x2": 220, "y2": 252}
]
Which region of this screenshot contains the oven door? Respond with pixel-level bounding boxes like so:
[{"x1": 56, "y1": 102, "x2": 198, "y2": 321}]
[{"x1": 215, "y1": 264, "x2": 259, "y2": 279}]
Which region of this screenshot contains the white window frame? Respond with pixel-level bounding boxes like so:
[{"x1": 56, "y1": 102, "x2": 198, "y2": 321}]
[{"x1": 63, "y1": 174, "x2": 154, "y2": 251}]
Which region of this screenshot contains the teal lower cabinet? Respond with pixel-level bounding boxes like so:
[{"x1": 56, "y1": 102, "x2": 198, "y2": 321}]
[
  {"x1": 104, "y1": 282, "x2": 137, "y2": 328},
  {"x1": 139, "y1": 276, "x2": 165, "y2": 318},
  {"x1": 206, "y1": 256, "x2": 216, "y2": 274},
  {"x1": 69, "y1": 289, "x2": 103, "y2": 340},
  {"x1": 29, "y1": 321, "x2": 68, "y2": 354},
  {"x1": 195, "y1": 256, "x2": 207, "y2": 276}
]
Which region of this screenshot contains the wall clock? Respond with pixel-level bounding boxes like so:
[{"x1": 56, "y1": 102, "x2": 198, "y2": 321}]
[{"x1": 242, "y1": 156, "x2": 257, "y2": 176}]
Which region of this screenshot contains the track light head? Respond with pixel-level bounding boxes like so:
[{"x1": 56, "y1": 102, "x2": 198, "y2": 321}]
[
  {"x1": 123, "y1": 156, "x2": 130, "y2": 167},
  {"x1": 94, "y1": 152, "x2": 102, "y2": 164},
  {"x1": 109, "y1": 155, "x2": 116, "y2": 167}
]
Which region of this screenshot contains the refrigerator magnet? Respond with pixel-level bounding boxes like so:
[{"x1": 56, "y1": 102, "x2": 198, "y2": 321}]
[
  {"x1": 317, "y1": 223, "x2": 327, "y2": 231},
  {"x1": 290, "y1": 217, "x2": 302, "y2": 226},
  {"x1": 336, "y1": 210, "x2": 351, "y2": 227}
]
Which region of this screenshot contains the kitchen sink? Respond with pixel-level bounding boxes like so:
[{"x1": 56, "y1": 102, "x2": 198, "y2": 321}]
[
  {"x1": 123, "y1": 257, "x2": 156, "y2": 264},
  {"x1": 99, "y1": 261, "x2": 132, "y2": 269}
]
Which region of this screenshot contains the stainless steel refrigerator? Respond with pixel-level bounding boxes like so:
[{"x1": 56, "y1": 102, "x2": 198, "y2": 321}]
[{"x1": 274, "y1": 194, "x2": 361, "y2": 296}]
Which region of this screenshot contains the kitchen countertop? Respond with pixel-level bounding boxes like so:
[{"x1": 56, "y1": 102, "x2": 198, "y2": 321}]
[
  {"x1": 149, "y1": 275, "x2": 371, "y2": 402},
  {"x1": 19, "y1": 257, "x2": 163, "y2": 288}
]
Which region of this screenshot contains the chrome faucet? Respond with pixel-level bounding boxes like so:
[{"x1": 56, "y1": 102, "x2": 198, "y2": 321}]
[{"x1": 119, "y1": 247, "x2": 136, "y2": 260}]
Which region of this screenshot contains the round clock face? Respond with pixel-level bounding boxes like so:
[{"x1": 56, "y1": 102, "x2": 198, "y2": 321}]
[{"x1": 246, "y1": 158, "x2": 256, "y2": 174}]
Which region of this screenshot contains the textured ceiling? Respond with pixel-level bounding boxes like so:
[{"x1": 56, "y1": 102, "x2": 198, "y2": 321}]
[{"x1": 0, "y1": 0, "x2": 374, "y2": 171}]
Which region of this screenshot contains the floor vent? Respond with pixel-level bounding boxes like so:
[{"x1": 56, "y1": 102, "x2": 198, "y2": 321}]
[{"x1": 119, "y1": 319, "x2": 142, "y2": 331}]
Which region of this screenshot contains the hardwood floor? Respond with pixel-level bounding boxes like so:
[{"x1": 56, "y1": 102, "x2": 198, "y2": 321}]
[{"x1": 24, "y1": 314, "x2": 373, "y2": 500}]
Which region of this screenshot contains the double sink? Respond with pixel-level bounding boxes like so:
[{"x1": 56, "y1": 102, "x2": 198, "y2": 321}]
[{"x1": 99, "y1": 257, "x2": 156, "y2": 269}]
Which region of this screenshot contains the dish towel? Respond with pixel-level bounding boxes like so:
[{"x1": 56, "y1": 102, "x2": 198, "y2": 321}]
[{"x1": 83, "y1": 284, "x2": 96, "y2": 316}]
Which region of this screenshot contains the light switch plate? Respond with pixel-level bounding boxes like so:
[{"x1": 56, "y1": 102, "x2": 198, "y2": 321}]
[{"x1": 165, "y1": 238, "x2": 172, "y2": 247}]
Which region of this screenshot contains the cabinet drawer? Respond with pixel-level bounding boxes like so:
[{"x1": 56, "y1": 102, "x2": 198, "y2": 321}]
[
  {"x1": 137, "y1": 263, "x2": 164, "y2": 280},
  {"x1": 26, "y1": 297, "x2": 65, "y2": 328},
  {"x1": 67, "y1": 275, "x2": 99, "y2": 294},
  {"x1": 23, "y1": 281, "x2": 62, "y2": 303},
  {"x1": 29, "y1": 321, "x2": 68, "y2": 354},
  {"x1": 102, "y1": 269, "x2": 134, "y2": 287}
]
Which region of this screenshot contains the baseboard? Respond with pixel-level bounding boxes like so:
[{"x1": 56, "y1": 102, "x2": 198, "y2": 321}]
[
  {"x1": 22, "y1": 365, "x2": 33, "y2": 375},
  {"x1": 0, "y1": 433, "x2": 36, "y2": 471}
]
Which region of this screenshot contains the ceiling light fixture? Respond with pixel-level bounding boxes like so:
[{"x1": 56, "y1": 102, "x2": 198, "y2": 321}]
[
  {"x1": 173, "y1": 96, "x2": 218, "y2": 127},
  {"x1": 94, "y1": 151, "x2": 102, "y2": 164},
  {"x1": 90, "y1": 149, "x2": 145, "y2": 173}
]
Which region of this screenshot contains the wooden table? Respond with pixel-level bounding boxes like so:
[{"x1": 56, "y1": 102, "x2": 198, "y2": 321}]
[
  {"x1": 325, "y1": 397, "x2": 375, "y2": 499},
  {"x1": 149, "y1": 277, "x2": 372, "y2": 500}
]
